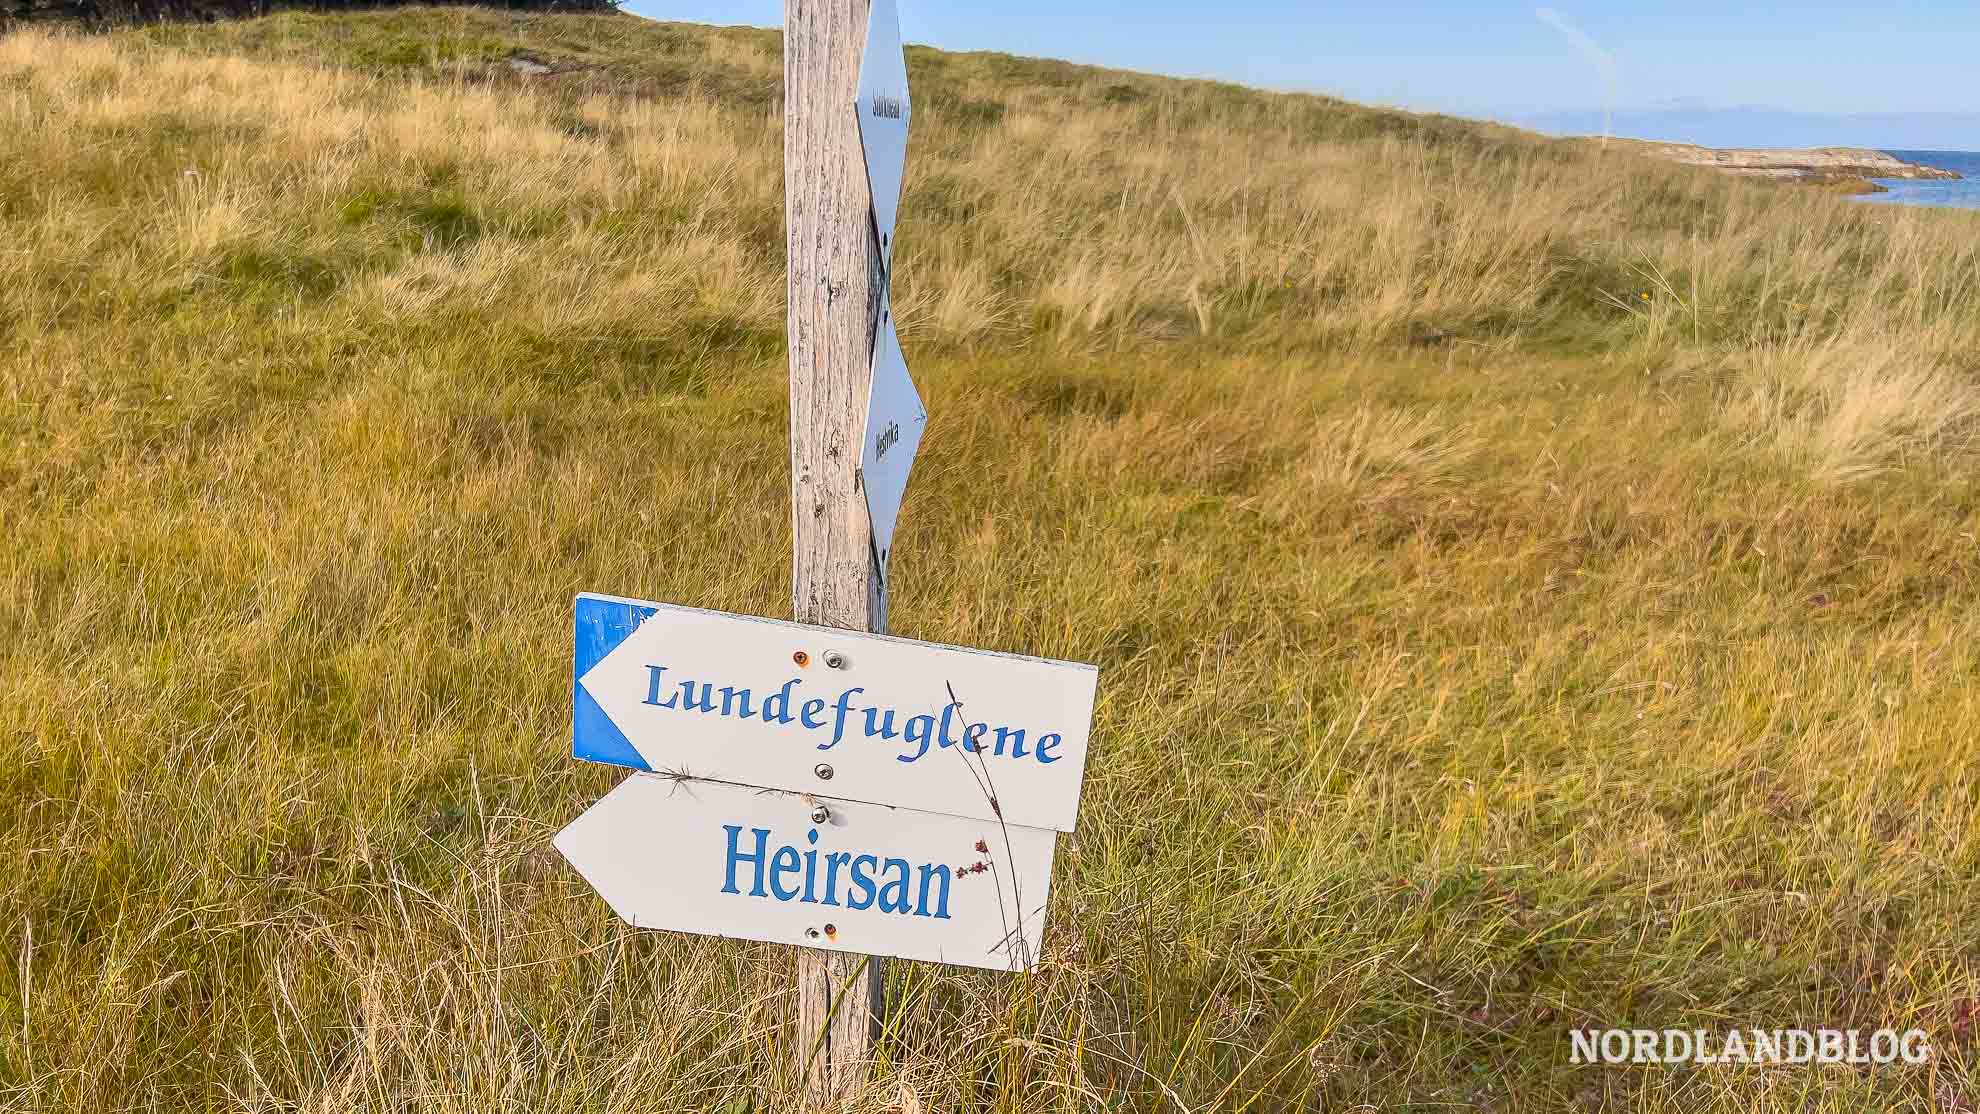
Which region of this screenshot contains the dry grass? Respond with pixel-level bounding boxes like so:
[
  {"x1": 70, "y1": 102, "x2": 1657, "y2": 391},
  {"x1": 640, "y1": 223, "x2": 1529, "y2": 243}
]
[{"x1": 4, "y1": 9, "x2": 1980, "y2": 1112}]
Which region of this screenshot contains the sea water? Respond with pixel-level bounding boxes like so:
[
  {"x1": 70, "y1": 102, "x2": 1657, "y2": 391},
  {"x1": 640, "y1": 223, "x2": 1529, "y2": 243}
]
[{"x1": 1856, "y1": 150, "x2": 1980, "y2": 210}]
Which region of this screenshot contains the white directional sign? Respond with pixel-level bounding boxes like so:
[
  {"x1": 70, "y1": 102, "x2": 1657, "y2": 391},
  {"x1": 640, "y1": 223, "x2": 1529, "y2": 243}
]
[
  {"x1": 860, "y1": 297, "x2": 926, "y2": 575},
  {"x1": 855, "y1": 0, "x2": 910, "y2": 266},
  {"x1": 557, "y1": 774, "x2": 1055, "y2": 971},
  {"x1": 573, "y1": 594, "x2": 1097, "y2": 832}
]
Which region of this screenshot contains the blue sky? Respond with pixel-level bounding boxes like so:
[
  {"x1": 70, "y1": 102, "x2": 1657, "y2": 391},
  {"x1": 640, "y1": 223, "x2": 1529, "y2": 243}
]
[{"x1": 622, "y1": 2, "x2": 1980, "y2": 146}]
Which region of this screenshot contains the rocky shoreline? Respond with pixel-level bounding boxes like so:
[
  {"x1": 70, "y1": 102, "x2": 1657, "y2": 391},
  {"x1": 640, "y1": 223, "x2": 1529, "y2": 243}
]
[{"x1": 1608, "y1": 140, "x2": 1961, "y2": 192}]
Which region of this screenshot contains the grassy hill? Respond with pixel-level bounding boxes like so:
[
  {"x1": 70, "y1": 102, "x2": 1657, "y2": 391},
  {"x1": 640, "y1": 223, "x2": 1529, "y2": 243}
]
[{"x1": 4, "y1": 8, "x2": 1980, "y2": 1111}]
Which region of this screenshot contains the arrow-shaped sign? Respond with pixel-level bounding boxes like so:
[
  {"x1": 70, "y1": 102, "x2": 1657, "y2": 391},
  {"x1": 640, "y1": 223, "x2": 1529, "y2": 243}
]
[
  {"x1": 855, "y1": 0, "x2": 910, "y2": 268},
  {"x1": 859, "y1": 295, "x2": 926, "y2": 575},
  {"x1": 550, "y1": 775, "x2": 1061, "y2": 977},
  {"x1": 556, "y1": 774, "x2": 1056, "y2": 971},
  {"x1": 572, "y1": 594, "x2": 1097, "y2": 832}
]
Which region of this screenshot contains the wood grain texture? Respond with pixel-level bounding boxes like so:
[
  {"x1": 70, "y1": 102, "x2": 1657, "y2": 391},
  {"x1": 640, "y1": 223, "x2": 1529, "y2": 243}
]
[{"x1": 785, "y1": 0, "x2": 888, "y2": 1104}]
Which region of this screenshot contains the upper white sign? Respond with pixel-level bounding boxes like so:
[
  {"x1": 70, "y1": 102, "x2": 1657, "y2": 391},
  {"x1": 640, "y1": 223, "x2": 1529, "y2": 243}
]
[
  {"x1": 573, "y1": 594, "x2": 1098, "y2": 832},
  {"x1": 556, "y1": 774, "x2": 1056, "y2": 972},
  {"x1": 855, "y1": 0, "x2": 910, "y2": 266},
  {"x1": 860, "y1": 297, "x2": 926, "y2": 576}
]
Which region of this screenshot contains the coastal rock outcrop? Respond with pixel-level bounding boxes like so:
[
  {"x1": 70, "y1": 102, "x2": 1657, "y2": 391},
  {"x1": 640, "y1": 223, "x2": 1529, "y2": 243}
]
[{"x1": 1612, "y1": 140, "x2": 1960, "y2": 184}]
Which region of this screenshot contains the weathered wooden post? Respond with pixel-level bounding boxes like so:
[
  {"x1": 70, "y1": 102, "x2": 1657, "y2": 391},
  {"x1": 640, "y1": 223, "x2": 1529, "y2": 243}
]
[
  {"x1": 560, "y1": 5, "x2": 1087, "y2": 1110},
  {"x1": 785, "y1": 0, "x2": 888, "y2": 1102}
]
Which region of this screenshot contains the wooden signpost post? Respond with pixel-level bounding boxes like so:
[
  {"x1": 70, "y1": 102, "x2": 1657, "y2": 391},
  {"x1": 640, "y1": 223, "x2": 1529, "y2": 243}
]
[
  {"x1": 555, "y1": 1, "x2": 1098, "y2": 1107},
  {"x1": 786, "y1": 0, "x2": 898, "y2": 1097}
]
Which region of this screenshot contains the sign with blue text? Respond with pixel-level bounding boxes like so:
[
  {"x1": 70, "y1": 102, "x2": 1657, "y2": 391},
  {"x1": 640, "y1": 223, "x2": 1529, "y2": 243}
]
[
  {"x1": 555, "y1": 774, "x2": 1056, "y2": 971},
  {"x1": 855, "y1": 0, "x2": 910, "y2": 266},
  {"x1": 573, "y1": 594, "x2": 1098, "y2": 832},
  {"x1": 860, "y1": 296, "x2": 926, "y2": 575}
]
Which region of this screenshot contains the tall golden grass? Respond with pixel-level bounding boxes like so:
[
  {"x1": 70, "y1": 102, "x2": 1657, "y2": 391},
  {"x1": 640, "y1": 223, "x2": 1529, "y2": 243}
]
[{"x1": 4, "y1": 10, "x2": 1980, "y2": 1111}]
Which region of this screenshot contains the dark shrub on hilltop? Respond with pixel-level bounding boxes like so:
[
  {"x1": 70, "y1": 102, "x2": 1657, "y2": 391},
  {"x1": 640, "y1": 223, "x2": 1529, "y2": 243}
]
[{"x1": 6, "y1": 0, "x2": 613, "y2": 26}]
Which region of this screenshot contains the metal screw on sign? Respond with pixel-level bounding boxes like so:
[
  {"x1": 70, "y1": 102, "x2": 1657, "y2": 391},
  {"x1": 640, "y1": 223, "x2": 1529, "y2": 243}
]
[
  {"x1": 824, "y1": 650, "x2": 848, "y2": 669},
  {"x1": 810, "y1": 804, "x2": 832, "y2": 824},
  {"x1": 813, "y1": 763, "x2": 834, "y2": 781}
]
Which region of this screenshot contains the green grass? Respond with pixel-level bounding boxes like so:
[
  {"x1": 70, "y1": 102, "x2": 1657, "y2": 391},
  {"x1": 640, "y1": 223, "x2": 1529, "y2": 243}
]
[{"x1": 3, "y1": 9, "x2": 1980, "y2": 1112}]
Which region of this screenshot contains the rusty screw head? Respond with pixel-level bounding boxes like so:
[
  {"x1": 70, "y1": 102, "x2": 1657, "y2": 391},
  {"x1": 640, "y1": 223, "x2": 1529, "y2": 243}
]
[
  {"x1": 813, "y1": 763, "x2": 834, "y2": 781},
  {"x1": 823, "y1": 650, "x2": 848, "y2": 670},
  {"x1": 792, "y1": 650, "x2": 810, "y2": 668},
  {"x1": 810, "y1": 804, "x2": 831, "y2": 825}
]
